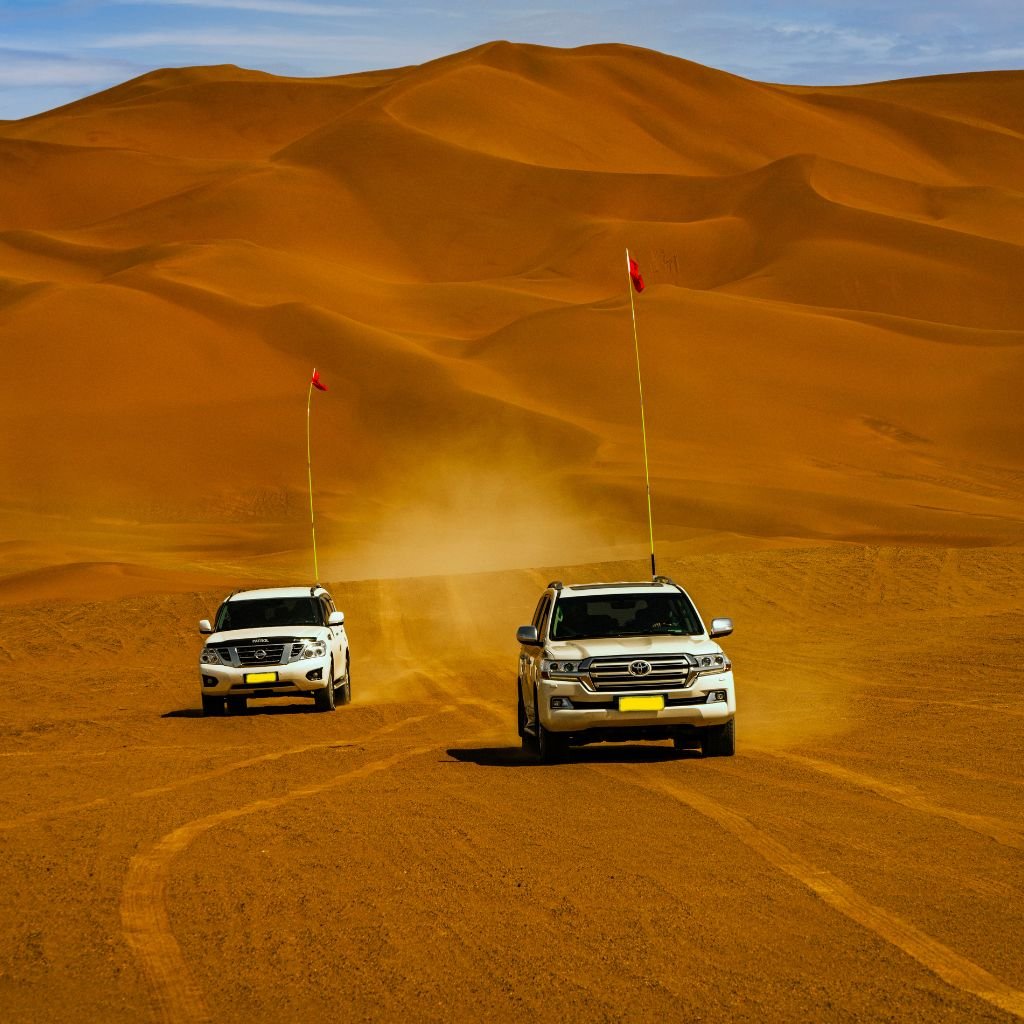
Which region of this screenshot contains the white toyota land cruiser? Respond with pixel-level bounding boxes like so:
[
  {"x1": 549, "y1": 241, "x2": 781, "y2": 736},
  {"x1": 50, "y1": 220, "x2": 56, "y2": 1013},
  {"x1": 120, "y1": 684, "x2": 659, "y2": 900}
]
[
  {"x1": 197, "y1": 586, "x2": 350, "y2": 715},
  {"x1": 516, "y1": 577, "x2": 735, "y2": 761}
]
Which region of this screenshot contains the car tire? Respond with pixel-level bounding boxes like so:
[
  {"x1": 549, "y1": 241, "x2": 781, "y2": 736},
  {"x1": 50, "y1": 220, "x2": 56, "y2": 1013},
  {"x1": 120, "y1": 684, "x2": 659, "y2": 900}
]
[
  {"x1": 537, "y1": 722, "x2": 568, "y2": 763},
  {"x1": 521, "y1": 685, "x2": 539, "y2": 752},
  {"x1": 226, "y1": 695, "x2": 247, "y2": 715},
  {"x1": 701, "y1": 718, "x2": 736, "y2": 757},
  {"x1": 314, "y1": 660, "x2": 336, "y2": 712},
  {"x1": 516, "y1": 680, "x2": 527, "y2": 739},
  {"x1": 533, "y1": 688, "x2": 567, "y2": 762},
  {"x1": 337, "y1": 656, "x2": 351, "y2": 705},
  {"x1": 201, "y1": 694, "x2": 224, "y2": 716}
]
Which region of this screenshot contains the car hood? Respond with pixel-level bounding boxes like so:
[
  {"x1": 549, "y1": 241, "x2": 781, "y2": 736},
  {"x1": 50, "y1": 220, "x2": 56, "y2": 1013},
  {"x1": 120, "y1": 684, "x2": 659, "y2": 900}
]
[
  {"x1": 546, "y1": 635, "x2": 725, "y2": 659},
  {"x1": 206, "y1": 626, "x2": 327, "y2": 644}
]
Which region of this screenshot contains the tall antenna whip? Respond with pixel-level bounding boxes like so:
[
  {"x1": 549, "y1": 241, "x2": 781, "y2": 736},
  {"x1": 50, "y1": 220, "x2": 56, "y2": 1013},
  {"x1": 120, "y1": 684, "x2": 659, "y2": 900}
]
[
  {"x1": 307, "y1": 367, "x2": 328, "y2": 581},
  {"x1": 626, "y1": 249, "x2": 657, "y2": 580}
]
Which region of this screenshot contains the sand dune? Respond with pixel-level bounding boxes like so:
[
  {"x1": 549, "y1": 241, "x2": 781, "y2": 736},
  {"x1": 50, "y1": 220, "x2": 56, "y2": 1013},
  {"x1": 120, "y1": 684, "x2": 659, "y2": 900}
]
[
  {"x1": 1, "y1": 41, "x2": 1022, "y2": 581},
  {"x1": 2, "y1": 546, "x2": 1022, "y2": 1021},
  {"x1": 2, "y1": 45, "x2": 1023, "y2": 1023}
]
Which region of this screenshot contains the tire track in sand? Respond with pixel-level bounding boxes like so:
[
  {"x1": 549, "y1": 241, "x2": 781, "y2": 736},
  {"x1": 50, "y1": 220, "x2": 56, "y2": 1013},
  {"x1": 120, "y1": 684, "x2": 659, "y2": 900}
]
[
  {"x1": 0, "y1": 709, "x2": 447, "y2": 832},
  {"x1": 440, "y1": 575, "x2": 511, "y2": 726},
  {"x1": 598, "y1": 766, "x2": 1024, "y2": 1021},
  {"x1": 121, "y1": 744, "x2": 436, "y2": 1024},
  {"x1": 835, "y1": 748, "x2": 1024, "y2": 790},
  {"x1": 750, "y1": 748, "x2": 1024, "y2": 851},
  {"x1": 373, "y1": 577, "x2": 467, "y2": 707},
  {"x1": 863, "y1": 693, "x2": 1024, "y2": 719},
  {"x1": 376, "y1": 576, "x2": 508, "y2": 726},
  {"x1": 130, "y1": 709, "x2": 443, "y2": 799},
  {"x1": 0, "y1": 796, "x2": 112, "y2": 831}
]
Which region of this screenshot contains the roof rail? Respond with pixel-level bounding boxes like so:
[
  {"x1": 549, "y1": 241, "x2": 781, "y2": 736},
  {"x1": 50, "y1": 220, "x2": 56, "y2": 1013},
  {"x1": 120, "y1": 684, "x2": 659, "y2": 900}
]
[
  {"x1": 653, "y1": 575, "x2": 678, "y2": 587},
  {"x1": 547, "y1": 580, "x2": 564, "y2": 591},
  {"x1": 310, "y1": 584, "x2": 321, "y2": 596}
]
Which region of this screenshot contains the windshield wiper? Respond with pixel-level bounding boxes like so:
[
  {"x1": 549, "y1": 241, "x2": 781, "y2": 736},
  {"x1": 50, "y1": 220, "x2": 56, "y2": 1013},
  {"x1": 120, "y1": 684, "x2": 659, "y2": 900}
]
[{"x1": 600, "y1": 629, "x2": 689, "y2": 638}]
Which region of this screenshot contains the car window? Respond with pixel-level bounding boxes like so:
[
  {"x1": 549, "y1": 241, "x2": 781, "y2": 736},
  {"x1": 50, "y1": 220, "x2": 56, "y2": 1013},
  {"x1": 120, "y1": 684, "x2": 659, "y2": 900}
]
[
  {"x1": 536, "y1": 596, "x2": 552, "y2": 639},
  {"x1": 215, "y1": 597, "x2": 324, "y2": 631},
  {"x1": 550, "y1": 594, "x2": 703, "y2": 640}
]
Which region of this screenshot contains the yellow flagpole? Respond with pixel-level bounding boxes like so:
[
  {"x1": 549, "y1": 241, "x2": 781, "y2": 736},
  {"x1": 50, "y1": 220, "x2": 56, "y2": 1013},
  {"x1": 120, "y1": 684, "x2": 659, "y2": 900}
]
[
  {"x1": 306, "y1": 369, "x2": 319, "y2": 582},
  {"x1": 626, "y1": 249, "x2": 657, "y2": 580}
]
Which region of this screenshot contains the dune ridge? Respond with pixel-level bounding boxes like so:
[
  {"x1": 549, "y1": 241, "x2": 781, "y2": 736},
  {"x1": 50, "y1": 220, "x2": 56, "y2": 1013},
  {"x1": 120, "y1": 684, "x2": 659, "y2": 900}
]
[
  {"x1": 2, "y1": 50, "x2": 1024, "y2": 1020},
  {"x1": 1, "y1": 41, "x2": 1022, "y2": 587}
]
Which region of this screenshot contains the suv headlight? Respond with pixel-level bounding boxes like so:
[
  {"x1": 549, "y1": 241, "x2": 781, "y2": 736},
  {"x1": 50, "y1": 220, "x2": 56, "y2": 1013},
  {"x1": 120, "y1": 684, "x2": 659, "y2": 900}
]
[
  {"x1": 297, "y1": 640, "x2": 327, "y2": 660},
  {"x1": 542, "y1": 659, "x2": 584, "y2": 680},
  {"x1": 200, "y1": 646, "x2": 225, "y2": 666},
  {"x1": 692, "y1": 653, "x2": 730, "y2": 676}
]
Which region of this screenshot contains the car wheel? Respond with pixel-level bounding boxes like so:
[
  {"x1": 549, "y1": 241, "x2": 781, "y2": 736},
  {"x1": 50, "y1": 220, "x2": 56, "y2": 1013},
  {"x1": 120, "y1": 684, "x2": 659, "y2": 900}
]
[
  {"x1": 338, "y1": 656, "x2": 351, "y2": 705},
  {"x1": 314, "y1": 660, "x2": 336, "y2": 712},
  {"x1": 533, "y1": 687, "x2": 567, "y2": 762},
  {"x1": 201, "y1": 694, "x2": 224, "y2": 716},
  {"x1": 521, "y1": 685, "x2": 539, "y2": 751},
  {"x1": 537, "y1": 722, "x2": 568, "y2": 763},
  {"x1": 516, "y1": 679, "x2": 527, "y2": 739},
  {"x1": 226, "y1": 695, "x2": 247, "y2": 715},
  {"x1": 701, "y1": 718, "x2": 736, "y2": 758}
]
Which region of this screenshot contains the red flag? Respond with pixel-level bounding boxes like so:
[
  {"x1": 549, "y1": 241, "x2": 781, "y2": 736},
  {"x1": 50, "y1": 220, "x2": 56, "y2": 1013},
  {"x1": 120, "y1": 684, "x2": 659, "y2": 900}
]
[
  {"x1": 628, "y1": 257, "x2": 645, "y2": 293},
  {"x1": 311, "y1": 369, "x2": 328, "y2": 392}
]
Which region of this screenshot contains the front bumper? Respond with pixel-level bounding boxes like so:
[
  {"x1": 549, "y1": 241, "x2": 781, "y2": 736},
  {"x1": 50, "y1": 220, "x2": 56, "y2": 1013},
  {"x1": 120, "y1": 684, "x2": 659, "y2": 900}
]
[
  {"x1": 538, "y1": 672, "x2": 735, "y2": 735},
  {"x1": 199, "y1": 657, "x2": 331, "y2": 698}
]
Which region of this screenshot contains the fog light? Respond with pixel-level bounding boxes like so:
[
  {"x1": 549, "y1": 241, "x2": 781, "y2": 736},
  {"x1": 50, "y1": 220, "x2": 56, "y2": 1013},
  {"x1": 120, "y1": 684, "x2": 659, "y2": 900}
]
[
  {"x1": 706, "y1": 690, "x2": 727, "y2": 703},
  {"x1": 306, "y1": 668, "x2": 323, "y2": 681},
  {"x1": 550, "y1": 697, "x2": 573, "y2": 709},
  {"x1": 202, "y1": 675, "x2": 218, "y2": 688}
]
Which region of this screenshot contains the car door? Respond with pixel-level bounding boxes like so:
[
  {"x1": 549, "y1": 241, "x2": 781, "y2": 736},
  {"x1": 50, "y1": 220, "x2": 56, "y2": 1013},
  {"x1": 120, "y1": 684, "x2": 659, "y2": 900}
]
[
  {"x1": 321, "y1": 595, "x2": 343, "y2": 670},
  {"x1": 522, "y1": 593, "x2": 551, "y2": 724}
]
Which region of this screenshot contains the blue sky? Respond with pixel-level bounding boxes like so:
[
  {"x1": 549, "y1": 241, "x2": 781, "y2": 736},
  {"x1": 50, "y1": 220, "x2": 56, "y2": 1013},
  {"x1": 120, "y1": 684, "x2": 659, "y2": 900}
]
[{"x1": 1, "y1": 0, "x2": 1022, "y2": 120}]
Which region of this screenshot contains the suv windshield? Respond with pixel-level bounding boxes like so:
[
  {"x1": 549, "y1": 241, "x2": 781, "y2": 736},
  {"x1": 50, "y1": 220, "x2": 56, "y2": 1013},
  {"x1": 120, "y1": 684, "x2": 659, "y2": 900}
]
[
  {"x1": 215, "y1": 597, "x2": 324, "y2": 631},
  {"x1": 550, "y1": 593, "x2": 703, "y2": 640}
]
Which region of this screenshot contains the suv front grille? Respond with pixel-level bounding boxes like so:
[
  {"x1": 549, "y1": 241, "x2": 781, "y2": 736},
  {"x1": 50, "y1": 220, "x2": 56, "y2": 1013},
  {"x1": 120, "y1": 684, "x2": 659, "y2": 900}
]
[
  {"x1": 234, "y1": 643, "x2": 288, "y2": 666},
  {"x1": 587, "y1": 653, "x2": 691, "y2": 690},
  {"x1": 220, "y1": 637, "x2": 302, "y2": 667}
]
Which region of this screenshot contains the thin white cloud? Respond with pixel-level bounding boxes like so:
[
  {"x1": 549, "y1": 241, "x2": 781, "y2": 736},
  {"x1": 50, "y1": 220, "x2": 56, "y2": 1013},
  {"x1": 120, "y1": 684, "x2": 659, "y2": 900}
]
[
  {"x1": 112, "y1": 0, "x2": 376, "y2": 14},
  {"x1": 773, "y1": 22, "x2": 900, "y2": 59},
  {"x1": 81, "y1": 28, "x2": 427, "y2": 66},
  {"x1": 86, "y1": 28, "x2": 389, "y2": 50},
  {"x1": 2, "y1": 0, "x2": 1021, "y2": 120},
  {"x1": 0, "y1": 51, "x2": 136, "y2": 88}
]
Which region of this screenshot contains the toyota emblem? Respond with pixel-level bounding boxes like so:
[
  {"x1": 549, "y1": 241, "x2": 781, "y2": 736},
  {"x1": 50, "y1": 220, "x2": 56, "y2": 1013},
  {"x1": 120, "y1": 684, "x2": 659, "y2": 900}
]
[{"x1": 628, "y1": 660, "x2": 652, "y2": 677}]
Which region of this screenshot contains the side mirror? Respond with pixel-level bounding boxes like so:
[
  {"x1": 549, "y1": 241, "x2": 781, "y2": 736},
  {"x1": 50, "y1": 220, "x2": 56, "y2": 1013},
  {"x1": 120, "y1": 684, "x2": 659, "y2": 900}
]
[
  {"x1": 516, "y1": 625, "x2": 540, "y2": 646},
  {"x1": 199, "y1": 619, "x2": 213, "y2": 635},
  {"x1": 709, "y1": 617, "x2": 733, "y2": 639},
  {"x1": 328, "y1": 610, "x2": 345, "y2": 626}
]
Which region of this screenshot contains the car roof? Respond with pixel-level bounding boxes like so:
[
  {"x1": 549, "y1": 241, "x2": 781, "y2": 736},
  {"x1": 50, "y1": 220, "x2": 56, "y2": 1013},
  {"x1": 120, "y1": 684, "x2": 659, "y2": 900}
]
[
  {"x1": 224, "y1": 586, "x2": 329, "y2": 601},
  {"x1": 559, "y1": 581, "x2": 680, "y2": 596}
]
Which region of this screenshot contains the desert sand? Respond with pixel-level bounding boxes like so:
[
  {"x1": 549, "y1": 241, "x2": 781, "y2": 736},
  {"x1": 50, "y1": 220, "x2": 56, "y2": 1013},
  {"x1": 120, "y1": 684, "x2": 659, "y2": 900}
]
[{"x1": 1, "y1": 42, "x2": 1022, "y2": 1022}]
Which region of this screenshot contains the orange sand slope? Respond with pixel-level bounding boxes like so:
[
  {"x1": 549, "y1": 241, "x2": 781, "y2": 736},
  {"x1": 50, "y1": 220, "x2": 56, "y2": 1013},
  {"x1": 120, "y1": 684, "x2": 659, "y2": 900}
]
[{"x1": 1, "y1": 43, "x2": 1023, "y2": 584}]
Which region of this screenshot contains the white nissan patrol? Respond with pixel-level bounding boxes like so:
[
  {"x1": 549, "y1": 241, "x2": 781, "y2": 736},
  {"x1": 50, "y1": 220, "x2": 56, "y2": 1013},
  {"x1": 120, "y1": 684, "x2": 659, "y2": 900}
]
[
  {"x1": 197, "y1": 585, "x2": 350, "y2": 715},
  {"x1": 516, "y1": 577, "x2": 735, "y2": 761}
]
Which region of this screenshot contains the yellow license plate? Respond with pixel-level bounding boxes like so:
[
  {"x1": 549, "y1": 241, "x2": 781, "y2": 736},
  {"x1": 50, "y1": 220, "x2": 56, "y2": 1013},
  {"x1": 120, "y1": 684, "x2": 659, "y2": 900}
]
[
  {"x1": 244, "y1": 672, "x2": 278, "y2": 684},
  {"x1": 618, "y1": 695, "x2": 665, "y2": 712}
]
